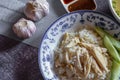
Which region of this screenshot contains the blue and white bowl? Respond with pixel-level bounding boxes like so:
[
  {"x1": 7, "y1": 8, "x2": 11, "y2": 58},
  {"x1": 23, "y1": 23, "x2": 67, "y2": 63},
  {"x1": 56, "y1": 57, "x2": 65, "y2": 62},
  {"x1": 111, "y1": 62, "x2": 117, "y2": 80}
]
[{"x1": 38, "y1": 10, "x2": 120, "y2": 80}]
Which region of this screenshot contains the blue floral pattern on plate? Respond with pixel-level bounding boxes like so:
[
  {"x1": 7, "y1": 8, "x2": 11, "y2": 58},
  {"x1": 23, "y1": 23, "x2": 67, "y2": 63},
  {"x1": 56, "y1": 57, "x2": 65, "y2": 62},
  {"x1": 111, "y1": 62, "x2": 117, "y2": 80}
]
[{"x1": 38, "y1": 10, "x2": 120, "y2": 80}]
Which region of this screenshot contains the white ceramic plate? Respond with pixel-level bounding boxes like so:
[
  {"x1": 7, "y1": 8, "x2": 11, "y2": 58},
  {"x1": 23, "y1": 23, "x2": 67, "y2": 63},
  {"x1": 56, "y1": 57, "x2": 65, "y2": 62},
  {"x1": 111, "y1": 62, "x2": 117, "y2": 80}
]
[{"x1": 38, "y1": 10, "x2": 120, "y2": 80}]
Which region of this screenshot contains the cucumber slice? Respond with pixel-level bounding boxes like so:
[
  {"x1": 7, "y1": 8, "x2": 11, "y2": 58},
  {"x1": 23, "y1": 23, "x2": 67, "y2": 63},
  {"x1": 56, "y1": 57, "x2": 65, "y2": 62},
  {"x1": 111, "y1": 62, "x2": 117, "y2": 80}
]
[
  {"x1": 110, "y1": 60, "x2": 120, "y2": 80},
  {"x1": 95, "y1": 27, "x2": 120, "y2": 52},
  {"x1": 94, "y1": 27, "x2": 106, "y2": 38},
  {"x1": 103, "y1": 36, "x2": 120, "y2": 62}
]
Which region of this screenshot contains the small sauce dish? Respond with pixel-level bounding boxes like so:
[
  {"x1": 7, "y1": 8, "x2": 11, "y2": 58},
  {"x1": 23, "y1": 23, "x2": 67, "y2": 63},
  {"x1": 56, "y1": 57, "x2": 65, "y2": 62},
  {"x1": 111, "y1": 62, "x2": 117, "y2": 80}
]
[{"x1": 60, "y1": 0, "x2": 97, "y2": 13}]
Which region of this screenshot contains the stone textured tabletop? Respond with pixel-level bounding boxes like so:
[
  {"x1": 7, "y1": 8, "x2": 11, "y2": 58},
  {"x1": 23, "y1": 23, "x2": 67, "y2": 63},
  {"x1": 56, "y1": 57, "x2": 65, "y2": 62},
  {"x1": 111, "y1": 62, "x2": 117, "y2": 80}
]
[
  {"x1": 0, "y1": 35, "x2": 43, "y2": 80},
  {"x1": 0, "y1": 0, "x2": 115, "y2": 80},
  {"x1": 0, "y1": 0, "x2": 115, "y2": 48}
]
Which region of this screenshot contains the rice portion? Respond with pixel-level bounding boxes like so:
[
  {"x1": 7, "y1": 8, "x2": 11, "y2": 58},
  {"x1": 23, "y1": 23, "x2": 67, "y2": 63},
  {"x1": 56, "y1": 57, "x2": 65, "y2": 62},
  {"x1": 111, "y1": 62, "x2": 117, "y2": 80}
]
[{"x1": 54, "y1": 28, "x2": 111, "y2": 80}]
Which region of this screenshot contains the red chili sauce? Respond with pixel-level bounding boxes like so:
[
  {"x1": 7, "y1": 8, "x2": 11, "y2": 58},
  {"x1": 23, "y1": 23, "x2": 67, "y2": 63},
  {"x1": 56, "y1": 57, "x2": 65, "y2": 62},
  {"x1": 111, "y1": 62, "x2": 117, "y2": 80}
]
[
  {"x1": 67, "y1": 0, "x2": 96, "y2": 12},
  {"x1": 63, "y1": 0, "x2": 74, "y2": 4}
]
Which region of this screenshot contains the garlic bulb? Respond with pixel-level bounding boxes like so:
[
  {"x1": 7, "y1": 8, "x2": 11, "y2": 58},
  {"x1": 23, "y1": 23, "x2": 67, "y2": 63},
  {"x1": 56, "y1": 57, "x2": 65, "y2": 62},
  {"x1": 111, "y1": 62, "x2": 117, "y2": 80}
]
[
  {"x1": 13, "y1": 18, "x2": 36, "y2": 38},
  {"x1": 24, "y1": 0, "x2": 49, "y2": 21}
]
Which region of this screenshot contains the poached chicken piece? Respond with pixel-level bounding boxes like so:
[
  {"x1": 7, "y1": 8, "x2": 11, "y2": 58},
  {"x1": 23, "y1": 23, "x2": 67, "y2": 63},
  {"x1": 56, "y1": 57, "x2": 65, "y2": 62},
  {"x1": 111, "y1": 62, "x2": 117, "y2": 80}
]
[{"x1": 54, "y1": 28, "x2": 111, "y2": 80}]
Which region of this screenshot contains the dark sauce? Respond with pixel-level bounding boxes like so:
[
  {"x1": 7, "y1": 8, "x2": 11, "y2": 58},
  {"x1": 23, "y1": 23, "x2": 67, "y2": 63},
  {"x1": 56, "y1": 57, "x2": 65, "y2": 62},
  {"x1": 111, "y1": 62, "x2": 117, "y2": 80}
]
[
  {"x1": 63, "y1": 0, "x2": 74, "y2": 4},
  {"x1": 68, "y1": 0, "x2": 96, "y2": 12}
]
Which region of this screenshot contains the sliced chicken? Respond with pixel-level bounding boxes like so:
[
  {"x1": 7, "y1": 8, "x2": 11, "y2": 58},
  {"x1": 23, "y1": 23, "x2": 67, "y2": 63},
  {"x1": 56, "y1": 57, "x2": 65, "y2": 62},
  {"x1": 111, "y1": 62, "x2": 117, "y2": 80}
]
[
  {"x1": 61, "y1": 33, "x2": 80, "y2": 48},
  {"x1": 92, "y1": 47, "x2": 108, "y2": 72},
  {"x1": 65, "y1": 37, "x2": 80, "y2": 48},
  {"x1": 80, "y1": 51, "x2": 92, "y2": 78},
  {"x1": 65, "y1": 52, "x2": 70, "y2": 64},
  {"x1": 84, "y1": 57, "x2": 92, "y2": 78},
  {"x1": 79, "y1": 42, "x2": 109, "y2": 72},
  {"x1": 91, "y1": 58, "x2": 103, "y2": 76},
  {"x1": 76, "y1": 52, "x2": 82, "y2": 70}
]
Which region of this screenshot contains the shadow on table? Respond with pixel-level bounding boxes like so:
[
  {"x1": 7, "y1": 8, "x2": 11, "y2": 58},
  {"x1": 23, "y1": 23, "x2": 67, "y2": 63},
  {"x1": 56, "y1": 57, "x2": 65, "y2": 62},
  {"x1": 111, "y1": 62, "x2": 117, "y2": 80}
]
[
  {"x1": 14, "y1": 56, "x2": 43, "y2": 80},
  {"x1": 50, "y1": 0, "x2": 67, "y2": 17},
  {"x1": 0, "y1": 35, "x2": 43, "y2": 80},
  {"x1": 0, "y1": 35, "x2": 21, "y2": 52}
]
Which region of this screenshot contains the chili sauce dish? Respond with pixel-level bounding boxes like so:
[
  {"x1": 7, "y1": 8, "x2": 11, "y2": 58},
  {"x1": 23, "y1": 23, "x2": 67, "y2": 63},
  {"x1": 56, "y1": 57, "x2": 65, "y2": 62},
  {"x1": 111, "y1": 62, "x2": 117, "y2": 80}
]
[
  {"x1": 38, "y1": 10, "x2": 120, "y2": 80},
  {"x1": 60, "y1": 0, "x2": 97, "y2": 12}
]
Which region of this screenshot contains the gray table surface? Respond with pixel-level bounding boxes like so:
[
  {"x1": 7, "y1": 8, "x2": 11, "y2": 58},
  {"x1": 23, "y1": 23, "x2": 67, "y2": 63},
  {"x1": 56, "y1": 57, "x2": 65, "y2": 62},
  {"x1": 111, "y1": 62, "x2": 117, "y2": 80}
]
[
  {"x1": 0, "y1": 0, "x2": 115, "y2": 48},
  {"x1": 0, "y1": 0, "x2": 116, "y2": 80}
]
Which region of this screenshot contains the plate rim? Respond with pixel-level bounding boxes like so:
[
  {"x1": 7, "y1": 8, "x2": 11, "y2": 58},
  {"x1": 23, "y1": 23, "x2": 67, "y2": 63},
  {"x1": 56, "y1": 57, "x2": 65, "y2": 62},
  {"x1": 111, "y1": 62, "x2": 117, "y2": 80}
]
[{"x1": 38, "y1": 10, "x2": 120, "y2": 80}]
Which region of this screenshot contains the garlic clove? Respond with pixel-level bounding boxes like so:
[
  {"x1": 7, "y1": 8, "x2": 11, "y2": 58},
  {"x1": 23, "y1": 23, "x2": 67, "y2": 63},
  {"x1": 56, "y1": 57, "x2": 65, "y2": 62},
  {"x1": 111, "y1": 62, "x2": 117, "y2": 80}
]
[
  {"x1": 13, "y1": 18, "x2": 36, "y2": 38},
  {"x1": 24, "y1": 0, "x2": 49, "y2": 21}
]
